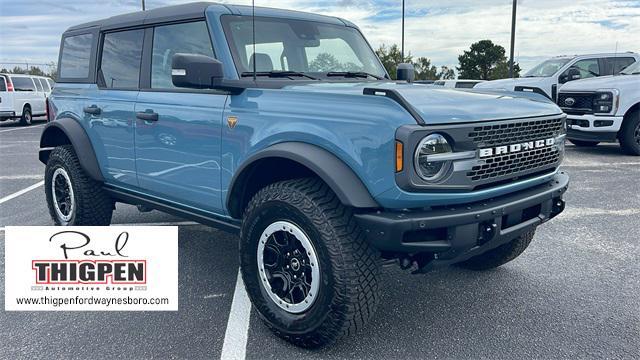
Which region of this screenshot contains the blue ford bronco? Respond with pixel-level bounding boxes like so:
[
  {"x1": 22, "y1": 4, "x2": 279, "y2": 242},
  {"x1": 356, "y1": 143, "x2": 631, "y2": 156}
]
[{"x1": 40, "y1": 2, "x2": 569, "y2": 347}]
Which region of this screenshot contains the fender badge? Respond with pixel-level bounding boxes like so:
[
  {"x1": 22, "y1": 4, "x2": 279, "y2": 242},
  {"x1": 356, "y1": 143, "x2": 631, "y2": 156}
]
[{"x1": 227, "y1": 116, "x2": 238, "y2": 129}]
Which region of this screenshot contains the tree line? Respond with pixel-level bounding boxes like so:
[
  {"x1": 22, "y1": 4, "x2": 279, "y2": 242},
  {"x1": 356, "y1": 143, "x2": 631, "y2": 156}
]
[
  {"x1": 376, "y1": 39, "x2": 520, "y2": 80},
  {"x1": 0, "y1": 63, "x2": 57, "y2": 80}
]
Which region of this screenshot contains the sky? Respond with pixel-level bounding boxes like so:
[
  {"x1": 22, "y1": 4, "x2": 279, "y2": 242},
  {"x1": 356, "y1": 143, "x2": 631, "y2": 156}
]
[{"x1": 1, "y1": 0, "x2": 639, "y2": 76}]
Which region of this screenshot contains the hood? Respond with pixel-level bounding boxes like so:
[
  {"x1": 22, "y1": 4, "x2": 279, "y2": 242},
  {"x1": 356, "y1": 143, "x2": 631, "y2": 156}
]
[
  {"x1": 473, "y1": 77, "x2": 547, "y2": 90},
  {"x1": 559, "y1": 74, "x2": 638, "y2": 91},
  {"x1": 284, "y1": 81, "x2": 562, "y2": 124}
]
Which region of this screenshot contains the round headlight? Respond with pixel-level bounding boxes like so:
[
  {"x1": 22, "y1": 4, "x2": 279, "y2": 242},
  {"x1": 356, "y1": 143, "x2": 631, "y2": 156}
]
[{"x1": 414, "y1": 133, "x2": 453, "y2": 181}]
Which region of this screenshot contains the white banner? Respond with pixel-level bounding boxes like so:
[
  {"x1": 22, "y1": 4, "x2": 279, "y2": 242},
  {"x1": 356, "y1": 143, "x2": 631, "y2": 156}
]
[{"x1": 5, "y1": 226, "x2": 178, "y2": 311}]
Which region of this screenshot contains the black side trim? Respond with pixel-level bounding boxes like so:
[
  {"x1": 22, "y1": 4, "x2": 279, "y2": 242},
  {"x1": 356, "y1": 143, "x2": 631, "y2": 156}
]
[
  {"x1": 514, "y1": 86, "x2": 551, "y2": 100},
  {"x1": 104, "y1": 186, "x2": 241, "y2": 234},
  {"x1": 227, "y1": 142, "x2": 379, "y2": 218},
  {"x1": 39, "y1": 118, "x2": 104, "y2": 182},
  {"x1": 363, "y1": 87, "x2": 425, "y2": 124}
]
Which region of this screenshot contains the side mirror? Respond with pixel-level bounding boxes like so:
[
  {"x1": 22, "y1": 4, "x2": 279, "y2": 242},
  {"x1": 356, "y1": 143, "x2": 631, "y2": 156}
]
[
  {"x1": 171, "y1": 53, "x2": 224, "y2": 89},
  {"x1": 566, "y1": 68, "x2": 581, "y2": 81},
  {"x1": 396, "y1": 63, "x2": 415, "y2": 83}
]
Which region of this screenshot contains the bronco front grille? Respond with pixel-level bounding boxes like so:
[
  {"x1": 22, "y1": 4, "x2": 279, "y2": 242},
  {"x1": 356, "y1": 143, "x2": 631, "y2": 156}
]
[
  {"x1": 467, "y1": 146, "x2": 560, "y2": 181},
  {"x1": 468, "y1": 117, "x2": 564, "y2": 147}
]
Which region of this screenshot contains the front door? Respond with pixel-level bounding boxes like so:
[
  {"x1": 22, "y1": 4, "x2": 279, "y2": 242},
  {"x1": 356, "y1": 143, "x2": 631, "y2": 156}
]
[{"x1": 134, "y1": 21, "x2": 227, "y2": 212}]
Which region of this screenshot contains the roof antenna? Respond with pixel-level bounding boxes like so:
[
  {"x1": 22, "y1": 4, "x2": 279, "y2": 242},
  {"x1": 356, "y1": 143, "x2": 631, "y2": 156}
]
[
  {"x1": 613, "y1": 41, "x2": 619, "y2": 76},
  {"x1": 252, "y1": 0, "x2": 257, "y2": 82},
  {"x1": 401, "y1": 0, "x2": 405, "y2": 61}
]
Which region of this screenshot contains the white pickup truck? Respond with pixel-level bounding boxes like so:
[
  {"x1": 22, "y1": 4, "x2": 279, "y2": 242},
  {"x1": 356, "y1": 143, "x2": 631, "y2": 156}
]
[
  {"x1": 558, "y1": 61, "x2": 640, "y2": 155},
  {"x1": 475, "y1": 53, "x2": 639, "y2": 101}
]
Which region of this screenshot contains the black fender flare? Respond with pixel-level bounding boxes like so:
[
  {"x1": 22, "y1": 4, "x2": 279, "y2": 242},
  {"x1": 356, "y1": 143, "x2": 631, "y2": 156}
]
[
  {"x1": 226, "y1": 142, "x2": 379, "y2": 218},
  {"x1": 39, "y1": 118, "x2": 104, "y2": 182}
]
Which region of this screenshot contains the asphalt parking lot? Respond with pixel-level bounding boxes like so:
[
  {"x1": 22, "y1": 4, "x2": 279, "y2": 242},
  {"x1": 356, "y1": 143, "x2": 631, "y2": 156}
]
[{"x1": 1, "y1": 119, "x2": 639, "y2": 359}]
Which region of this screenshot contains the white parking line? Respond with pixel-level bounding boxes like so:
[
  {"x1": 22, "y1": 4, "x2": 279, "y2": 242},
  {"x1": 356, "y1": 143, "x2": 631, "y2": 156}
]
[
  {"x1": 0, "y1": 175, "x2": 43, "y2": 180},
  {"x1": 220, "y1": 270, "x2": 251, "y2": 360},
  {"x1": 0, "y1": 221, "x2": 199, "y2": 232},
  {"x1": 0, "y1": 180, "x2": 44, "y2": 205},
  {"x1": 0, "y1": 124, "x2": 45, "y2": 133}
]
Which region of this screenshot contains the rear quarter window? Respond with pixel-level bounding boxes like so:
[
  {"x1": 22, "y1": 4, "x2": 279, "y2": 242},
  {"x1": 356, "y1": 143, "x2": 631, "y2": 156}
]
[
  {"x1": 0, "y1": 77, "x2": 6, "y2": 91},
  {"x1": 59, "y1": 33, "x2": 94, "y2": 79},
  {"x1": 34, "y1": 78, "x2": 44, "y2": 91},
  {"x1": 11, "y1": 77, "x2": 36, "y2": 91}
]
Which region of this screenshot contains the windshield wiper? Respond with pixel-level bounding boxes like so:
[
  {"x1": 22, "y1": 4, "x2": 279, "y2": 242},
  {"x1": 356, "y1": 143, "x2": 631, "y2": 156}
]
[
  {"x1": 240, "y1": 71, "x2": 318, "y2": 80},
  {"x1": 326, "y1": 71, "x2": 383, "y2": 80}
]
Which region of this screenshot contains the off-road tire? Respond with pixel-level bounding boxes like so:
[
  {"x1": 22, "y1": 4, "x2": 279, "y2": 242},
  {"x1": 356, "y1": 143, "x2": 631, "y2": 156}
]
[
  {"x1": 569, "y1": 139, "x2": 599, "y2": 147},
  {"x1": 20, "y1": 107, "x2": 32, "y2": 126},
  {"x1": 456, "y1": 230, "x2": 535, "y2": 270},
  {"x1": 619, "y1": 109, "x2": 640, "y2": 156},
  {"x1": 45, "y1": 145, "x2": 113, "y2": 225},
  {"x1": 240, "y1": 178, "x2": 381, "y2": 348}
]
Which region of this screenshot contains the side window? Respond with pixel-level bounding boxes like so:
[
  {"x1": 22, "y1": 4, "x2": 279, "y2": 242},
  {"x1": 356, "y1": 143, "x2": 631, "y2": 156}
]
[
  {"x1": 41, "y1": 79, "x2": 51, "y2": 92},
  {"x1": 455, "y1": 82, "x2": 476, "y2": 88},
  {"x1": 59, "y1": 33, "x2": 94, "y2": 79},
  {"x1": 11, "y1": 77, "x2": 36, "y2": 91},
  {"x1": 34, "y1": 78, "x2": 44, "y2": 92},
  {"x1": 601, "y1": 57, "x2": 636, "y2": 75},
  {"x1": 47, "y1": 79, "x2": 55, "y2": 89},
  {"x1": 0, "y1": 76, "x2": 6, "y2": 92},
  {"x1": 570, "y1": 59, "x2": 600, "y2": 79},
  {"x1": 100, "y1": 29, "x2": 144, "y2": 89},
  {"x1": 151, "y1": 21, "x2": 214, "y2": 89}
]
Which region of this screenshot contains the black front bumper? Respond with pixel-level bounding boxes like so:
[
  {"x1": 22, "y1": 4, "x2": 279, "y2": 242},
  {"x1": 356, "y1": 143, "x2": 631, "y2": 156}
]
[
  {"x1": 567, "y1": 128, "x2": 618, "y2": 142},
  {"x1": 355, "y1": 172, "x2": 569, "y2": 269}
]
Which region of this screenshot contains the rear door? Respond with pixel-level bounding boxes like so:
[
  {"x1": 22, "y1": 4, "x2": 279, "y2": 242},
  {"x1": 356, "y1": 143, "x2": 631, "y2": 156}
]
[
  {"x1": 0, "y1": 75, "x2": 13, "y2": 117},
  {"x1": 84, "y1": 29, "x2": 144, "y2": 187},
  {"x1": 134, "y1": 20, "x2": 226, "y2": 211},
  {"x1": 9, "y1": 76, "x2": 37, "y2": 116}
]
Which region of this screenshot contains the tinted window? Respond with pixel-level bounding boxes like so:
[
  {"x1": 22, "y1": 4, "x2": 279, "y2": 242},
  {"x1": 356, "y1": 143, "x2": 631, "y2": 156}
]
[
  {"x1": 151, "y1": 21, "x2": 214, "y2": 89},
  {"x1": 11, "y1": 77, "x2": 35, "y2": 91},
  {"x1": 602, "y1": 57, "x2": 636, "y2": 75},
  {"x1": 34, "y1": 78, "x2": 44, "y2": 91},
  {"x1": 41, "y1": 78, "x2": 51, "y2": 92},
  {"x1": 0, "y1": 77, "x2": 6, "y2": 91},
  {"x1": 455, "y1": 82, "x2": 477, "y2": 88},
  {"x1": 60, "y1": 33, "x2": 94, "y2": 78},
  {"x1": 100, "y1": 30, "x2": 144, "y2": 89}
]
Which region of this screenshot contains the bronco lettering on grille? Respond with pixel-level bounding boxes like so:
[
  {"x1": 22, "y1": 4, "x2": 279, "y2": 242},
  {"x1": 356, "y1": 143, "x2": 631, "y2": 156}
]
[{"x1": 479, "y1": 138, "x2": 555, "y2": 158}]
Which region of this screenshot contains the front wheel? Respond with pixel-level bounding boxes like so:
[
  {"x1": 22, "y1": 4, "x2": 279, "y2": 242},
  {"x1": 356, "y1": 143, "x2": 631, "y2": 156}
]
[
  {"x1": 44, "y1": 145, "x2": 114, "y2": 225},
  {"x1": 240, "y1": 178, "x2": 381, "y2": 348},
  {"x1": 568, "y1": 139, "x2": 599, "y2": 147},
  {"x1": 456, "y1": 230, "x2": 535, "y2": 270},
  {"x1": 619, "y1": 109, "x2": 640, "y2": 156}
]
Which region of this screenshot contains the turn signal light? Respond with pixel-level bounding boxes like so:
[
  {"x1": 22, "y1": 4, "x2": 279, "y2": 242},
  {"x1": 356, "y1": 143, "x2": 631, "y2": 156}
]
[{"x1": 395, "y1": 141, "x2": 403, "y2": 172}]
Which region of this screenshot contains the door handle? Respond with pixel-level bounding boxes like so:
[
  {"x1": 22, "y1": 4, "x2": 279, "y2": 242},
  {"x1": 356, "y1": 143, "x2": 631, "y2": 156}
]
[
  {"x1": 136, "y1": 110, "x2": 158, "y2": 122},
  {"x1": 83, "y1": 105, "x2": 101, "y2": 115}
]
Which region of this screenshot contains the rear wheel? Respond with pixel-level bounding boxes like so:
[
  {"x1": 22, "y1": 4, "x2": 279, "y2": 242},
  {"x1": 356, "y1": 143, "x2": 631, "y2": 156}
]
[
  {"x1": 240, "y1": 178, "x2": 381, "y2": 348},
  {"x1": 44, "y1": 145, "x2": 113, "y2": 225},
  {"x1": 19, "y1": 107, "x2": 32, "y2": 126},
  {"x1": 456, "y1": 230, "x2": 535, "y2": 270},
  {"x1": 619, "y1": 109, "x2": 640, "y2": 156},
  {"x1": 568, "y1": 139, "x2": 599, "y2": 147}
]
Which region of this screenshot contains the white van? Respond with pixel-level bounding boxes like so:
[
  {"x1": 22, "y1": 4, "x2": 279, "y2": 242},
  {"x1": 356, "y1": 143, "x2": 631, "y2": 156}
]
[
  {"x1": 475, "y1": 53, "x2": 639, "y2": 101},
  {"x1": 0, "y1": 73, "x2": 52, "y2": 125}
]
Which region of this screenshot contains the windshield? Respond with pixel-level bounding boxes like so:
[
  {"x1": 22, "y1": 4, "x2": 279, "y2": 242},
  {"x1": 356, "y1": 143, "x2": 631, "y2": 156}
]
[
  {"x1": 620, "y1": 61, "x2": 640, "y2": 75},
  {"x1": 524, "y1": 58, "x2": 572, "y2": 77},
  {"x1": 221, "y1": 15, "x2": 387, "y2": 80}
]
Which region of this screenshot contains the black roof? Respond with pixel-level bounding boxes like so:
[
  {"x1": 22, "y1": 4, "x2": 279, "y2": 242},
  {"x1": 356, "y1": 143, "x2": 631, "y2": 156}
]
[{"x1": 65, "y1": 2, "x2": 217, "y2": 33}]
